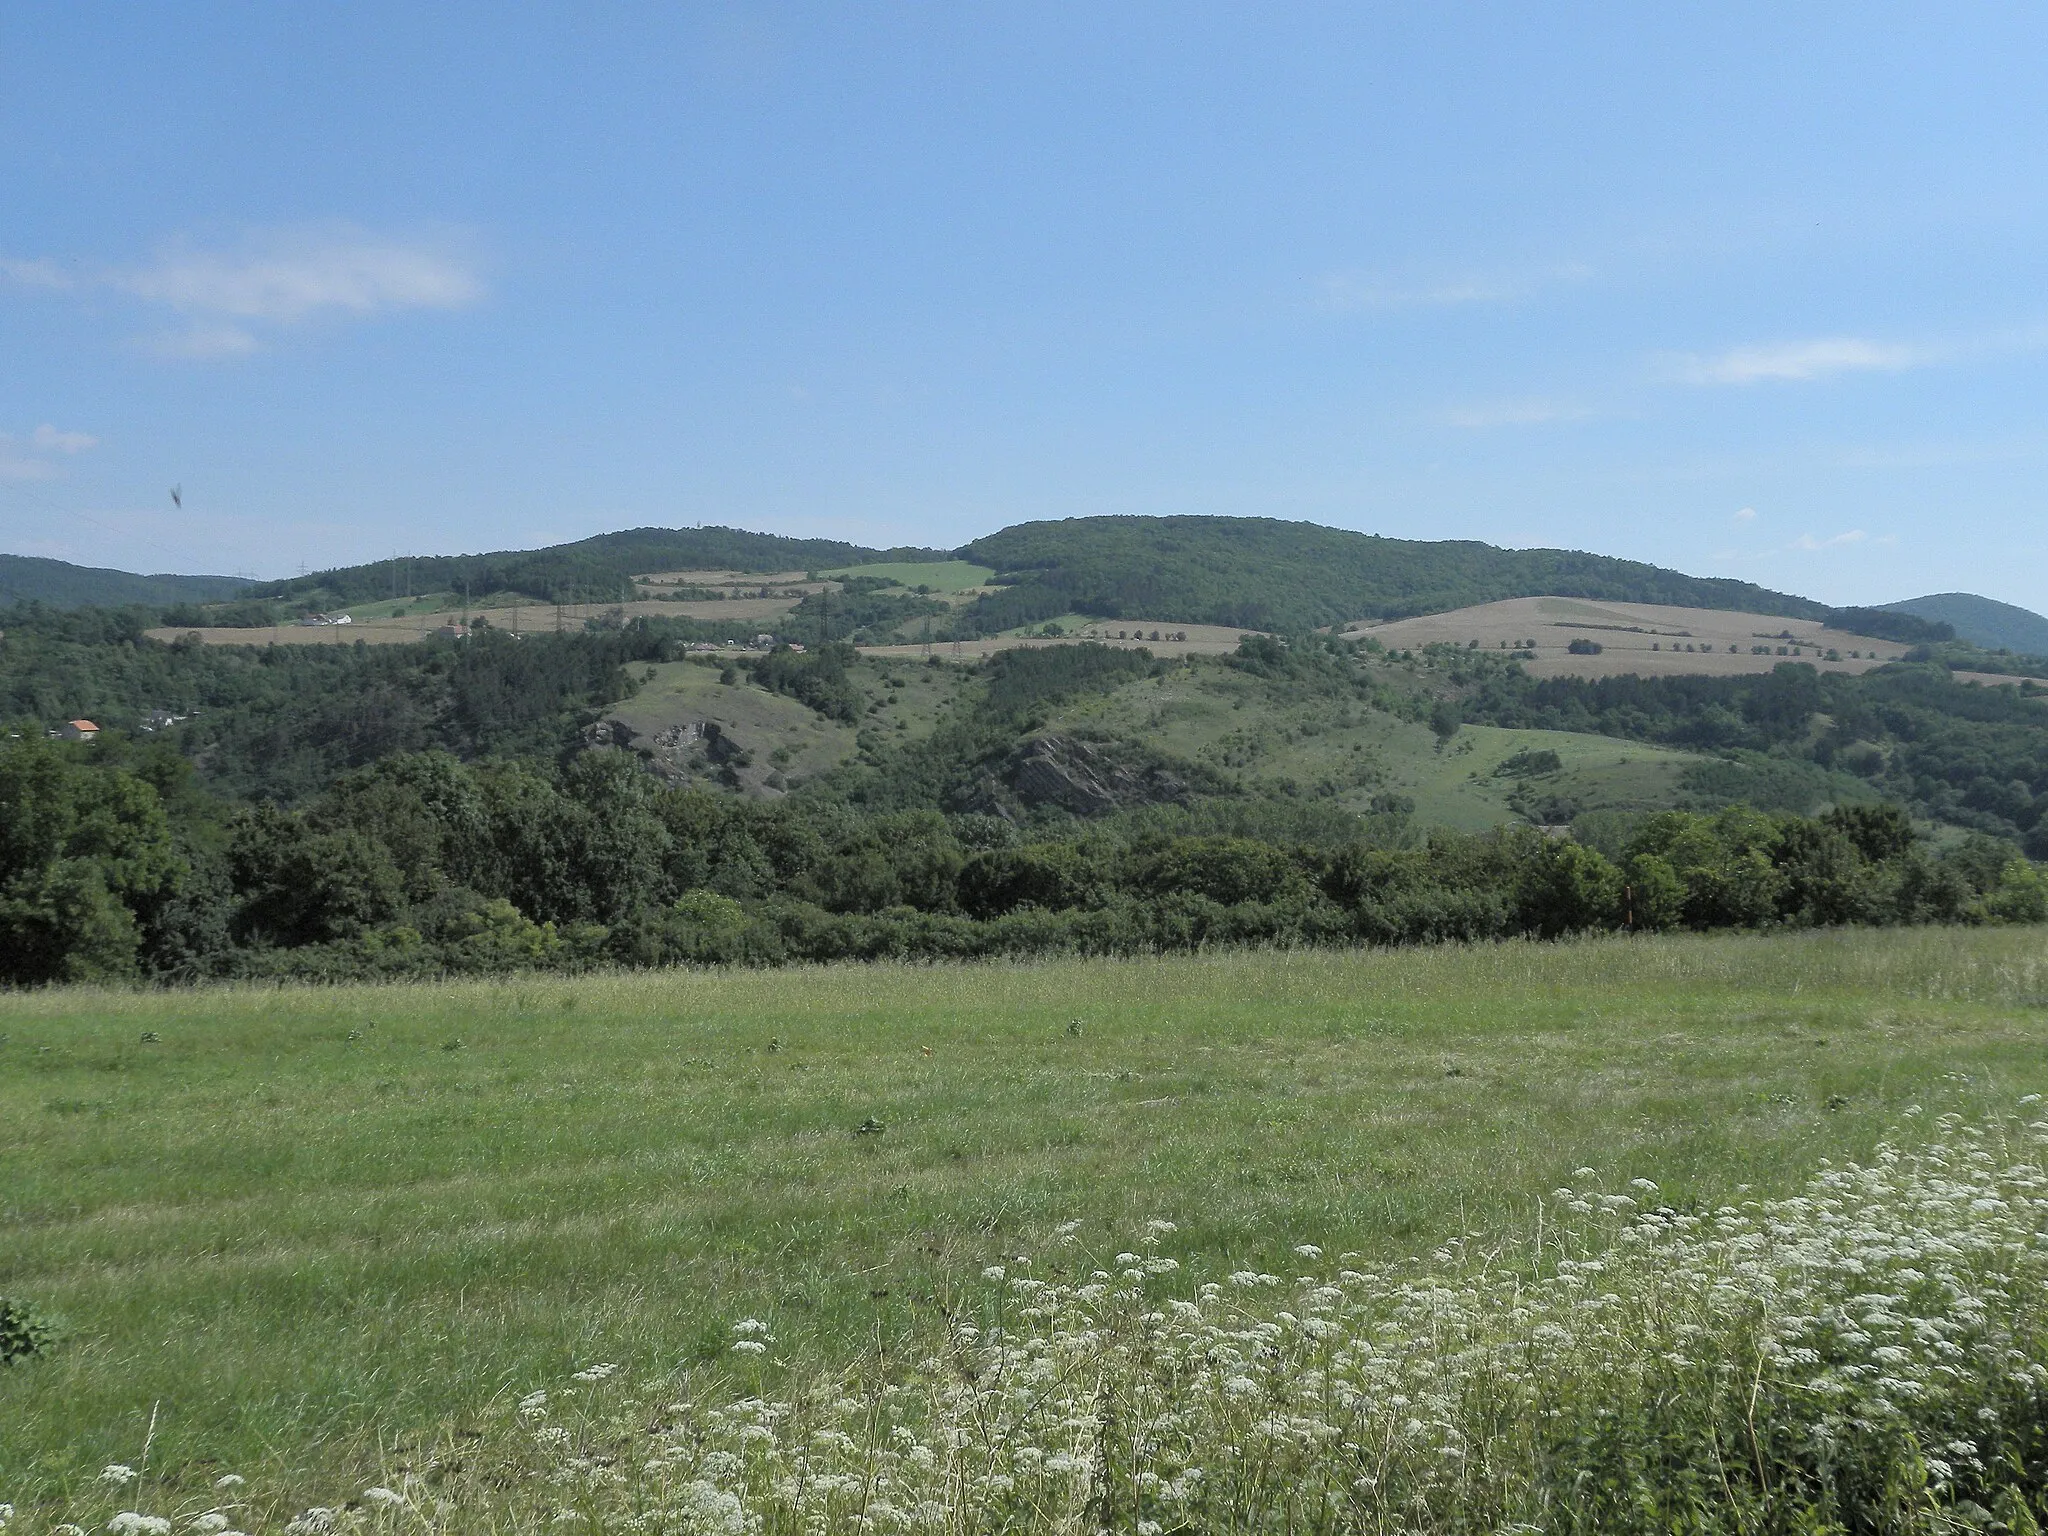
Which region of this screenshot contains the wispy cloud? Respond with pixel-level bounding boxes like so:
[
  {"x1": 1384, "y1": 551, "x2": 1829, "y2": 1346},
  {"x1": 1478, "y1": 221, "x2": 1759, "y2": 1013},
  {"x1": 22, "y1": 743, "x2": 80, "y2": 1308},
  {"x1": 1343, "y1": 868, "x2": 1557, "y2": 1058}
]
[
  {"x1": 1673, "y1": 336, "x2": 1921, "y2": 386},
  {"x1": 0, "y1": 424, "x2": 96, "y2": 481},
  {"x1": 1732, "y1": 506, "x2": 1758, "y2": 522},
  {"x1": 1789, "y1": 529, "x2": 1867, "y2": 551},
  {"x1": 0, "y1": 224, "x2": 482, "y2": 359},
  {"x1": 1441, "y1": 398, "x2": 1594, "y2": 428},
  {"x1": 0, "y1": 257, "x2": 75, "y2": 290},
  {"x1": 119, "y1": 230, "x2": 480, "y2": 321},
  {"x1": 1320, "y1": 261, "x2": 1591, "y2": 313},
  {"x1": 141, "y1": 325, "x2": 263, "y2": 361}
]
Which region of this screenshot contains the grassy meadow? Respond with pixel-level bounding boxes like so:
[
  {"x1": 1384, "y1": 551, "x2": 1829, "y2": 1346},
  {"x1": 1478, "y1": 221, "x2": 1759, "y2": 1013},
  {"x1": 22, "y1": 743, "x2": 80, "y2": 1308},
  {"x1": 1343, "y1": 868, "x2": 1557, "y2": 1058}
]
[{"x1": 5, "y1": 927, "x2": 2048, "y2": 1512}]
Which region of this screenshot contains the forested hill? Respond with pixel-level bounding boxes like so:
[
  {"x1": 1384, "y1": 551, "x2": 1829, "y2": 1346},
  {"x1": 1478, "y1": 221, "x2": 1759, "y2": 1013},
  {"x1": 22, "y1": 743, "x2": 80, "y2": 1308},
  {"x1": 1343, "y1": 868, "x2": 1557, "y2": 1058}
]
[
  {"x1": 1885, "y1": 592, "x2": 2048, "y2": 655},
  {"x1": 0, "y1": 553, "x2": 253, "y2": 608},
  {"x1": 256, "y1": 526, "x2": 952, "y2": 607},
  {"x1": 954, "y1": 516, "x2": 1838, "y2": 634}
]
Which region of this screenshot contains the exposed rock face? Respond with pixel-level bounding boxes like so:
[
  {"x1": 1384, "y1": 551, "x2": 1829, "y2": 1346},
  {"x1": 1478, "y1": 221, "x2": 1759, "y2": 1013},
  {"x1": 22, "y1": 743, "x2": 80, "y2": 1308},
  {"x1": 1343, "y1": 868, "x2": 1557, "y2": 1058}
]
[
  {"x1": 649, "y1": 719, "x2": 746, "y2": 764},
  {"x1": 638, "y1": 719, "x2": 781, "y2": 794},
  {"x1": 1003, "y1": 735, "x2": 1187, "y2": 816}
]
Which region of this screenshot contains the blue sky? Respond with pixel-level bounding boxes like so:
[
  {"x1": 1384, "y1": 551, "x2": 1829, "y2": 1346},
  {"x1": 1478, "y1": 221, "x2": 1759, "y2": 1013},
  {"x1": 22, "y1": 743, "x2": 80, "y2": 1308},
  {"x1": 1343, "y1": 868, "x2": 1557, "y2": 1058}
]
[{"x1": 4, "y1": 4, "x2": 2047, "y2": 609}]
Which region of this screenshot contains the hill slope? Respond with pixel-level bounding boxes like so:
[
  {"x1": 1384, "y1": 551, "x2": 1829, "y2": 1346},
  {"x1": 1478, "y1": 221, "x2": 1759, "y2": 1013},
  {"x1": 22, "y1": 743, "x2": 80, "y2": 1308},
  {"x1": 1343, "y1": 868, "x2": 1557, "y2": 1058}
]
[
  {"x1": 1885, "y1": 592, "x2": 2048, "y2": 655},
  {"x1": 955, "y1": 516, "x2": 1838, "y2": 634},
  {"x1": 257, "y1": 526, "x2": 951, "y2": 607},
  {"x1": 0, "y1": 552, "x2": 253, "y2": 608}
]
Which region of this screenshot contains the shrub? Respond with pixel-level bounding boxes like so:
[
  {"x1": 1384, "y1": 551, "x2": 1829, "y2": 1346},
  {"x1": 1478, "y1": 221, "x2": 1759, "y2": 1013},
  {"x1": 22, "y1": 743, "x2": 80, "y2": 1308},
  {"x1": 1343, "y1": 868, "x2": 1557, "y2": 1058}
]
[{"x1": 0, "y1": 1296, "x2": 59, "y2": 1365}]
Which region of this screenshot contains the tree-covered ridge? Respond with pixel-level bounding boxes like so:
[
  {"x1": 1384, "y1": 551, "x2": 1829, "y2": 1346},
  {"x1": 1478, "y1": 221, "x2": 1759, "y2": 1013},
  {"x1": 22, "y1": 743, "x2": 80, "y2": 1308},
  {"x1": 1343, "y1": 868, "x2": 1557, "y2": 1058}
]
[
  {"x1": 0, "y1": 553, "x2": 254, "y2": 608},
  {"x1": 1885, "y1": 591, "x2": 2048, "y2": 654},
  {"x1": 255, "y1": 526, "x2": 951, "y2": 607},
  {"x1": 956, "y1": 515, "x2": 1847, "y2": 633}
]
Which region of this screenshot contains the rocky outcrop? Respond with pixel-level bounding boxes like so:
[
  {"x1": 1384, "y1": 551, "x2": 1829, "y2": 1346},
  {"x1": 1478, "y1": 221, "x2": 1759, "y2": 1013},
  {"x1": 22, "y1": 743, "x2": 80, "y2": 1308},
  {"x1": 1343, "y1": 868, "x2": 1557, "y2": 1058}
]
[
  {"x1": 1002, "y1": 735, "x2": 1188, "y2": 816},
  {"x1": 636, "y1": 719, "x2": 781, "y2": 794}
]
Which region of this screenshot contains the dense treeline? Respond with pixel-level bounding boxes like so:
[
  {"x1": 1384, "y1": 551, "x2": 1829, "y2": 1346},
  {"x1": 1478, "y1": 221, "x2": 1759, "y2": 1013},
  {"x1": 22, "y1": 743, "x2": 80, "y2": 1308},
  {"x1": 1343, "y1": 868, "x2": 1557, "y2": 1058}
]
[
  {"x1": 3, "y1": 735, "x2": 2039, "y2": 985},
  {"x1": 1450, "y1": 655, "x2": 2048, "y2": 852},
  {"x1": 0, "y1": 604, "x2": 672, "y2": 802}
]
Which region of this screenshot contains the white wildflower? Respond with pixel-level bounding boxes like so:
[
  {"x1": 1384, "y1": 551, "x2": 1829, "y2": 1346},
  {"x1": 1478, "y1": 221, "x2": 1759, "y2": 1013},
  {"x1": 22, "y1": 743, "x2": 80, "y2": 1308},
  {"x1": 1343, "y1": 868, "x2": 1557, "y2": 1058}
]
[{"x1": 100, "y1": 1467, "x2": 139, "y2": 1488}]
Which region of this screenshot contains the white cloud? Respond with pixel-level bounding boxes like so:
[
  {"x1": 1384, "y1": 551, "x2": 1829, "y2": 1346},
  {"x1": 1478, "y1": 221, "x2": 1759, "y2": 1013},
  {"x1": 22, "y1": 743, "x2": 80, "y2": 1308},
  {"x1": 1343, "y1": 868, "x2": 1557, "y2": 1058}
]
[
  {"x1": 0, "y1": 224, "x2": 481, "y2": 360},
  {"x1": 31, "y1": 423, "x2": 96, "y2": 454},
  {"x1": 118, "y1": 229, "x2": 480, "y2": 321},
  {"x1": 0, "y1": 424, "x2": 95, "y2": 480},
  {"x1": 1789, "y1": 529, "x2": 1867, "y2": 551},
  {"x1": 1732, "y1": 506, "x2": 1758, "y2": 522},
  {"x1": 1675, "y1": 337, "x2": 1920, "y2": 385},
  {"x1": 140, "y1": 325, "x2": 263, "y2": 360},
  {"x1": 1441, "y1": 398, "x2": 1594, "y2": 428}
]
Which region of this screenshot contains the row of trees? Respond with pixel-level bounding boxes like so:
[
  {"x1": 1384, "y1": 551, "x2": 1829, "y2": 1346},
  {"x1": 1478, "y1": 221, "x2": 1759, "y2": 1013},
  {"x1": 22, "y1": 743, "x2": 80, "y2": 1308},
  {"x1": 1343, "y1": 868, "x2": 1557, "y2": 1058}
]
[{"x1": 4, "y1": 736, "x2": 2038, "y2": 985}]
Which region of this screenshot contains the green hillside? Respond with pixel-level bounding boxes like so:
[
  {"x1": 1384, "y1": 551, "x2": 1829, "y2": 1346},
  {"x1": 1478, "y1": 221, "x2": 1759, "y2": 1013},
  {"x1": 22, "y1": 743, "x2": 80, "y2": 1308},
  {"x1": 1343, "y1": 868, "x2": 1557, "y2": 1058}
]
[
  {"x1": 955, "y1": 515, "x2": 1839, "y2": 633},
  {"x1": 0, "y1": 553, "x2": 253, "y2": 608},
  {"x1": 1886, "y1": 591, "x2": 2048, "y2": 655},
  {"x1": 256, "y1": 526, "x2": 951, "y2": 608}
]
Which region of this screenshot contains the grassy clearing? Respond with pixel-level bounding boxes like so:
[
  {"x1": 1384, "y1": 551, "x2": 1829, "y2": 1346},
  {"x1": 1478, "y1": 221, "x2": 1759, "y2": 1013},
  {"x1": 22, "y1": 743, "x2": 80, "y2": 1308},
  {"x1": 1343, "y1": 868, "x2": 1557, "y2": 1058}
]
[
  {"x1": 1046, "y1": 666, "x2": 1703, "y2": 828},
  {"x1": 819, "y1": 561, "x2": 996, "y2": 593},
  {"x1": 4, "y1": 928, "x2": 2048, "y2": 1510}
]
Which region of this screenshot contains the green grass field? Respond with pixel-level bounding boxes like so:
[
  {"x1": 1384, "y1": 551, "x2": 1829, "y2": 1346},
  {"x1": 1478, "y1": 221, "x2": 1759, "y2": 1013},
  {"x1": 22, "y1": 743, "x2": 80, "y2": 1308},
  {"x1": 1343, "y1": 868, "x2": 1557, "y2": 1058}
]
[
  {"x1": 1045, "y1": 664, "x2": 1705, "y2": 827},
  {"x1": 5, "y1": 928, "x2": 2048, "y2": 1510},
  {"x1": 819, "y1": 560, "x2": 996, "y2": 593}
]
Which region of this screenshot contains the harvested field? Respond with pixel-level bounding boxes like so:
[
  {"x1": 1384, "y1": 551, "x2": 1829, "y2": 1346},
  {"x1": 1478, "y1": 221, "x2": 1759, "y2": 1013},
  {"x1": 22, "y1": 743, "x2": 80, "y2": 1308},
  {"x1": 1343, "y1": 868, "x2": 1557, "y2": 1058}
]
[
  {"x1": 145, "y1": 594, "x2": 804, "y2": 647},
  {"x1": 1344, "y1": 595, "x2": 1914, "y2": 679},
  {"x1": 863, "y1": 620, "x2": 1253, "y2": 661}
]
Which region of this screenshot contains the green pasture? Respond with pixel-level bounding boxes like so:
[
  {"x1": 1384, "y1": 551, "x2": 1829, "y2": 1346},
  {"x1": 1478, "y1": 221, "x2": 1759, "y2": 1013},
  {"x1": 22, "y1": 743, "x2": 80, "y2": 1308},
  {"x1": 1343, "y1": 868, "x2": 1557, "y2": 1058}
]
[
  {"x1": 5, "y1": 927, "x2": 2048, "y2": 1508},
  {"x1": 819, "y1": 560, "x2": 995, "y2": 592},
  {"x1": 1048, "y1": 664, "x2": 1707, "y2": 827},
  {"x1": 1396, "y1": 722, "x2": 1703, "y2": 829}
]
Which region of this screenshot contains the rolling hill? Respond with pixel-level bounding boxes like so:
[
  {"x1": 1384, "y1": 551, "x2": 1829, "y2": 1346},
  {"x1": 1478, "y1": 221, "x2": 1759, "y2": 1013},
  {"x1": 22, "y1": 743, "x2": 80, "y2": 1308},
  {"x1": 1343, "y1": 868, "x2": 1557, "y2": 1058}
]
[
  {"x1": 0, "y1": 552, "x2": 254, "y2": 608},
  {"x1": 254, "y1": 526, "x2": 951, "y2": 608},
  {"x1": 954, "y1": 516, "x2": 1846, "y2": 634},
  {"x1": 1885, "y1": 592, "x2": 2048, "y2": 655}
]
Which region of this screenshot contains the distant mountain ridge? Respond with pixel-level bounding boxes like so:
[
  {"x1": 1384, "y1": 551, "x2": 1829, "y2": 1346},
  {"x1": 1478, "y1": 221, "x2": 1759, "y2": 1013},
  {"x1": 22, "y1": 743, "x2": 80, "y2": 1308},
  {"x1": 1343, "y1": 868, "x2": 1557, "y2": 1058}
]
[
  {"x1": 2, "y1": 517, "x2": 2026, "y2": 646},
  {"x1": 1883, "y1": 592, "x2": 2048, "y2": 656},
  {"x1": 953, "y1": 516, "x2": 1842, "y2": 635},
  {"x1": 0, "y1": 552, "x2": 254, "y2": 608}
]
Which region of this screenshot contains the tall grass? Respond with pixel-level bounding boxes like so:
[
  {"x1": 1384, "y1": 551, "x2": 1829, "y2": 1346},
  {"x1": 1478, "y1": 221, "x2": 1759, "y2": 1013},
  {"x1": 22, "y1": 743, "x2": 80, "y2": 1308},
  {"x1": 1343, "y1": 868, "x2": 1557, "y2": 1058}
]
[
  {"x1": 20, "y1": 1113, "x2": 2048, "y2": 1533},
  {"x1": 5, "y1": 927, "x2": 2048, "y2": 1519}
]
